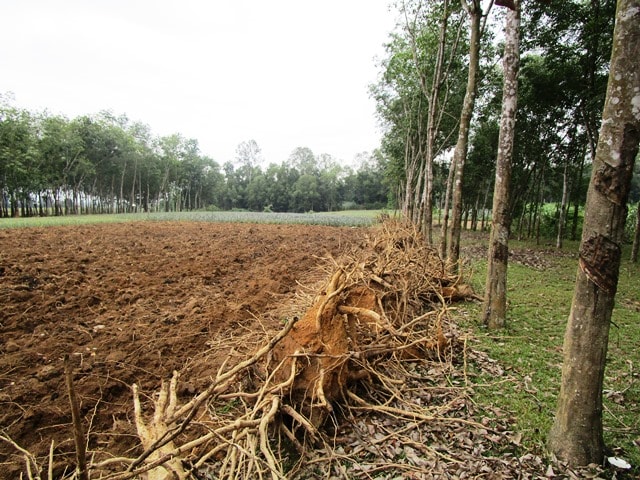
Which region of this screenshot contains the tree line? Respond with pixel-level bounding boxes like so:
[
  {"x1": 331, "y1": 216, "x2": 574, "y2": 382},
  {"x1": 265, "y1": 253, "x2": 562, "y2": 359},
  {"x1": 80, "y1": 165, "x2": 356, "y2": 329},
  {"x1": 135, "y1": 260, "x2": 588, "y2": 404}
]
[
  {"x1": 0, "y1": 101, "x2": 389, "y2": 218},
  {"x1": 372, "y1": 0, "x2": 639, "y2": 250}
]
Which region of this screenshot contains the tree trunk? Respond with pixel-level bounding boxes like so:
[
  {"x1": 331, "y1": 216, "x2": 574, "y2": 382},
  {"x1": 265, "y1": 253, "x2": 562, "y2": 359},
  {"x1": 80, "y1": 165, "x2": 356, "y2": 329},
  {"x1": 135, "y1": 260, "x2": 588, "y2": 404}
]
[
  {"x1": 556, "y1": 162, "x2": 569, "y2": 248},
  {"x1": 447, "y1": 1, "x2": 482, "y2": 266},
  {"x1": 110, "y1": 176, "x2": 116, "y2": 214},
  {"x1": 631, "y1": 201, "x2": 640, "y2": 263},
  {"x1": 463, "y1": 206, "x2": 470, "y2": 231},
  {"x1": 419, "y1": 148, "x2": 433, "y2": 242},
  {"x1": 401, "y1": 108, "x2": 419, "y2": 220},
  {"x1": 481, "y1": 178, "x2": 491, "y2": 231},
  {"x1": 482, "y1": 0, "x2": 520, "y2": 330},
  {"x1": 471, "y1": 190, "x2": 480, "y2": 231},
  {"x1": 119, "y1": 159, "x2": 127, "y2": 214},
  {"x1": 534, "y1": 168, "x2": 545, "y2": 245},
  {"x1": 548, "y1": 0, "x2": 639, "y2": 465},
  {"x1": 440, "y1": 156, "x2": 456, "y2": 259},
  {"x1": 571, "y1": 148, "x2": 587, "y2": 240},
  {"x1": 412, "y1": 146, "x2": 424, "y2": 225},
  {"x1": 130, "y1": 157, "x2": 138, "y2": 213},
  {"x1": 420, "y1": 1, "x2": 451, "y2": 244}
]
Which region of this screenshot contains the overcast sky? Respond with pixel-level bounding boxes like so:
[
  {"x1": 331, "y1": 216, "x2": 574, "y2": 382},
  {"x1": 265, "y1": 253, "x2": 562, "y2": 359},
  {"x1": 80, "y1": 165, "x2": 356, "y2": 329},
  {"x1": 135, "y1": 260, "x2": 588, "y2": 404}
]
[{"x1": 1, "y1": 0, "x2": 397, "y2": 166}]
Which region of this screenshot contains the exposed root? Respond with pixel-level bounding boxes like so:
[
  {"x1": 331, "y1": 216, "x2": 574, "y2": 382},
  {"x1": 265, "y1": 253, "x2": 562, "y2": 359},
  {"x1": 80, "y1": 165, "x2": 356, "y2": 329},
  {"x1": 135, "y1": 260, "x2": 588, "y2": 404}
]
[{"x1": 131, "y1": 371, "x2": 187, "y2": 480}]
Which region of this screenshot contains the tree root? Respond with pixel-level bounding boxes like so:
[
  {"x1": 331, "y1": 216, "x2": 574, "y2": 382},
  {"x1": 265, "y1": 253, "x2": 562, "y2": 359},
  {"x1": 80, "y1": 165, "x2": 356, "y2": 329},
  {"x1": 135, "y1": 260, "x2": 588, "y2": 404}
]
[{"x1": 51, "y1": 219, "x2": 479, "y2": 479}]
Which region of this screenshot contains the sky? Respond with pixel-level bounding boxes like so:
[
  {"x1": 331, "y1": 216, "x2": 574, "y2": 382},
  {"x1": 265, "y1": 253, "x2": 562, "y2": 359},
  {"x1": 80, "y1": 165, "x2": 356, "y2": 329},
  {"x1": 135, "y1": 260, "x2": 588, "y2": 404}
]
[{"x1": 1, "y1": 0, "x2": 397, "y2": 167}]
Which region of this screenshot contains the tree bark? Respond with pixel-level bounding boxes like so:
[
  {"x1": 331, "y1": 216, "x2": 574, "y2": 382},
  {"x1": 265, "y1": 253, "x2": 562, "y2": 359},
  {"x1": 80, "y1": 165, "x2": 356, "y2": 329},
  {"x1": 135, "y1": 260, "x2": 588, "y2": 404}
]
[
  {"x1": 548, "y1": 0, "x2": 639, "y2": 465},
  {"x1": 447, "y1": 0, "x2": 482, "y2": 266},
  {"x1": 482, "y1": 0, "x2": 520, "y2": 330}
]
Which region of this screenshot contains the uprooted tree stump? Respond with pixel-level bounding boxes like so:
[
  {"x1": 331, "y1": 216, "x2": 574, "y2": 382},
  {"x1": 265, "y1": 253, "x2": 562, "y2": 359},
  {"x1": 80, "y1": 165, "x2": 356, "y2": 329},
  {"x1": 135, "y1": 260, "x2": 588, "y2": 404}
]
[
  {"x1": 262, "y1": 220, "x2": 466, "y2": 429},
  {"x1": 32, "y1": 219, "x2": 478, "y2": 480}
]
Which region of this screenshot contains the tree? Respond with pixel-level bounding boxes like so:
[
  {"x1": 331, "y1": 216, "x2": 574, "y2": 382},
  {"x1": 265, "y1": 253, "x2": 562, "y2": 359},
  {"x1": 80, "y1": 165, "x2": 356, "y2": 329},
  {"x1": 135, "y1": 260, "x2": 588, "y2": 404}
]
[
  {"x1": 482, "y1": 0, "x2": 521, "y2": 330},
  {"x1": 465, "y1": 120, "x2": 499, "y2": 231},
  {"x1": 548, "y1": 0, "x2": 639, "y2": 465},
  {"x1": 371, "y1": 2, "x2": 466, "y2": 232},
  {"x1": 0, "y1": 104, "x2": 37, "y2": 217},
  {"x1": 288, "y1": 147, "x2": 317, "y2": 176},
  {"x1": 38, "y1": 115, "x2": 89, "y2": 215},
  {"x1": 291, "y1": 174, "x2": 320, "y2": 212},
  {"x1": 632, "y1": 200, "x2": 640, "y2": 262},
  {"x1": 246, "y1": 173, "x2": 270, "y2": 211},
  {"x1": 519, "y1": 0, "x2": 615, "y2": 243},
  {"x1": 404, "y1": 0, "x2": 462, "y2": 241},
  {"x1": 447, "y1": 0, "x2": 488, "y2": 266},
  {"x1": 317, "y1": 155, "x2": 342, "y2": 212},
  {"x1": 235, "y1": 139, "x2": 263, "y2": 185},
  {"x1": 264, "y1": 162, "x2": 297, "y2": 212}
]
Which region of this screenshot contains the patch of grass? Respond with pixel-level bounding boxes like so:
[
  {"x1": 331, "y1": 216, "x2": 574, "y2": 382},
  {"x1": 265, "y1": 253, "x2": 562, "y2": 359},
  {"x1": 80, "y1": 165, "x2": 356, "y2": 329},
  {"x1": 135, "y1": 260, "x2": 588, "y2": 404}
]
[
  {"x1": 606, "y1": 254, "x2": 640, "y2": 466},
  {"x1": 459, "y1": 238, "x2": 640, "y2": 471}
]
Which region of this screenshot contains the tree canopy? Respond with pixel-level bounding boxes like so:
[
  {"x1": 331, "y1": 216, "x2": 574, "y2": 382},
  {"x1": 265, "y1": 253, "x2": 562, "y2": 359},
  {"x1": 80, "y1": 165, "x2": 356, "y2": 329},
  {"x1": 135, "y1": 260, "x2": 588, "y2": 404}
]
[{"x1": 372, "y1": 0, "x2": 631, "y2": 244}]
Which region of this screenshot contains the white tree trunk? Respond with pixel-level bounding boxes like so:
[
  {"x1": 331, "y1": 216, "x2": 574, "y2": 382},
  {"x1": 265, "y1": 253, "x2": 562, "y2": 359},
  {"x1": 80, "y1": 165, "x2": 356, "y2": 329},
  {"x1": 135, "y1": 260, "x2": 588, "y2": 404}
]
[
  {"x1": 447, "y1": 0, "x2": 482, "y2": 266},
  {"x1": 482, "y1": 0, "x2": 520, "y2": 329}
]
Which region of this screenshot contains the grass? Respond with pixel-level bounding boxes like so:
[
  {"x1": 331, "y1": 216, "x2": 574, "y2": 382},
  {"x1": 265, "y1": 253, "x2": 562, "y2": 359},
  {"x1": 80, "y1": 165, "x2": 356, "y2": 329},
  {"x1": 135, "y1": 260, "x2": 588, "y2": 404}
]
[
  {"x1": 458, "y1": 235, "x2": 640, "y2": 474},
  {"x1": 0, "y1": 209, "x2": 389, "y2": 229}
]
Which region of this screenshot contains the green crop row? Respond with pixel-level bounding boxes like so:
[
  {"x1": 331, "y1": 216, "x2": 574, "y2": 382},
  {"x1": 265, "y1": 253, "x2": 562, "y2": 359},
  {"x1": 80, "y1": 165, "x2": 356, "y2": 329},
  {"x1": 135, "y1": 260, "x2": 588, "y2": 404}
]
[{"x1": 0, "y1": 210, "x2": 389, "y2": 229}]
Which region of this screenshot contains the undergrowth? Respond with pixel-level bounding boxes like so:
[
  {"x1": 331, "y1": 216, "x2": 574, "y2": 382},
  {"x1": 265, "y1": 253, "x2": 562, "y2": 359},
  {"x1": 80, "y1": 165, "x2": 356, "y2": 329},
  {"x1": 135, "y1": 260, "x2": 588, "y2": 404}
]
[{"x1": 458, "y1": 235, "x2": 640, "y2": 475}]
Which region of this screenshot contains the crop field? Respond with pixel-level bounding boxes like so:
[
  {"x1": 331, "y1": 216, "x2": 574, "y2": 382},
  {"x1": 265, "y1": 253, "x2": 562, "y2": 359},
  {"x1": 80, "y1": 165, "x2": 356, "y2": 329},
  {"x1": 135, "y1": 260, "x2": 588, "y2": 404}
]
[{"x1": 0, "y1": 210, "x2": 384, "y2": 230}]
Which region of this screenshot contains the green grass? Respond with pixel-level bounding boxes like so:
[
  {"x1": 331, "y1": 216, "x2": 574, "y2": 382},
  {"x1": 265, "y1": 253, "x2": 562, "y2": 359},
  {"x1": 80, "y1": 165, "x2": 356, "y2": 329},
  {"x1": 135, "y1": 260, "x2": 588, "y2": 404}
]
[{"x1": 459, "y1": 237, "x2": 640, "y2": 472}]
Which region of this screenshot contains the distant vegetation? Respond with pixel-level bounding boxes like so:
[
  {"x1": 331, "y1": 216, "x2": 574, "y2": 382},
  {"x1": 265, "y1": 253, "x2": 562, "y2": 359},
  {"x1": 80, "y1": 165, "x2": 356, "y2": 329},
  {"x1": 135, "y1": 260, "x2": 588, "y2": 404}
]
[{"x1": 0, "y1": 102, "x2": 390, "y2": 218}]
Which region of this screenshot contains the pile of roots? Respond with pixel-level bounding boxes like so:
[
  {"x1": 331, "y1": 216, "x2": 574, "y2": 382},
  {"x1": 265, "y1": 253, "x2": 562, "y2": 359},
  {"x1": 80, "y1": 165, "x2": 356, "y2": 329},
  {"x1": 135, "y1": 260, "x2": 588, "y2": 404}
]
[{"x1": 14, "y1": 219, "x2": 481, "y2": 480}]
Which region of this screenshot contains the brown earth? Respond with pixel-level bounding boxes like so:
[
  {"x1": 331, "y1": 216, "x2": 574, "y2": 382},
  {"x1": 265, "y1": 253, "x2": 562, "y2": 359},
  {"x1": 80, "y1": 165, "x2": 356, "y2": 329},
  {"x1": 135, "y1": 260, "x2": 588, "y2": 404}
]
[{"x1": 0, "y1": 221, "x2": 366, "y2": 478}]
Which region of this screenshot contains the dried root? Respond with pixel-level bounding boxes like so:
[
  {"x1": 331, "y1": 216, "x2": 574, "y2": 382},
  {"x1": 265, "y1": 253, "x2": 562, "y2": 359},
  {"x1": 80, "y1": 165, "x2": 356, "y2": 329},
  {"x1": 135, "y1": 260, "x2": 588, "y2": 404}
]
[{"x1": 131, "y1": 371, "x2": 187, "y2": 480}]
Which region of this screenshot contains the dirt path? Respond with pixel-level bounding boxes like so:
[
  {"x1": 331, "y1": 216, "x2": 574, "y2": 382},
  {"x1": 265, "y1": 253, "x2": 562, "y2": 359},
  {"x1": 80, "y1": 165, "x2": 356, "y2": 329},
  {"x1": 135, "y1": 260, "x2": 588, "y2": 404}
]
[{"x1": 0, "y1": 221, "x2": 365, "y2": 478}]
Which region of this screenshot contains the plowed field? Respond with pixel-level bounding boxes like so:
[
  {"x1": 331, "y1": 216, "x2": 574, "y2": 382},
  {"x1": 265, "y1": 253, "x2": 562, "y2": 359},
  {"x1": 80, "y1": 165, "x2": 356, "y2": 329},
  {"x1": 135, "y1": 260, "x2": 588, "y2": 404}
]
[{"x1": 0, "y1": 221, "x2": 365, "y2": 478}]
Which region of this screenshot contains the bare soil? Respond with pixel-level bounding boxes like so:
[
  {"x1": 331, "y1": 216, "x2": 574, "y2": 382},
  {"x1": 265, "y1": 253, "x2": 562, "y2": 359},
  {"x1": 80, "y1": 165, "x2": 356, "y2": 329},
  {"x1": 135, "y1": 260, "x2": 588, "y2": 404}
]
[{"x1": 0, "y1": 221, "x2": 364, "y2": 478}]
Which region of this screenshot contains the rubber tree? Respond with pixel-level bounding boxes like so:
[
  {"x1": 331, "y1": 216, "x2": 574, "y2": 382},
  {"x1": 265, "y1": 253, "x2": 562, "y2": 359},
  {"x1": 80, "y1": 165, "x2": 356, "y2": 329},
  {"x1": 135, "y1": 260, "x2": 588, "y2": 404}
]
[
  {"x1": 403, "y1": 0, "x2": 462, "y2": 243},
  {"x1": 482, "y1": 0, "x2": 521, "y2": 330},
  {"x1": 548, "y1": 0, "x2": 639, "y2": 465},
  {"x1": 446, "y1": 0, "x2": 486, "y2": 266}
]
